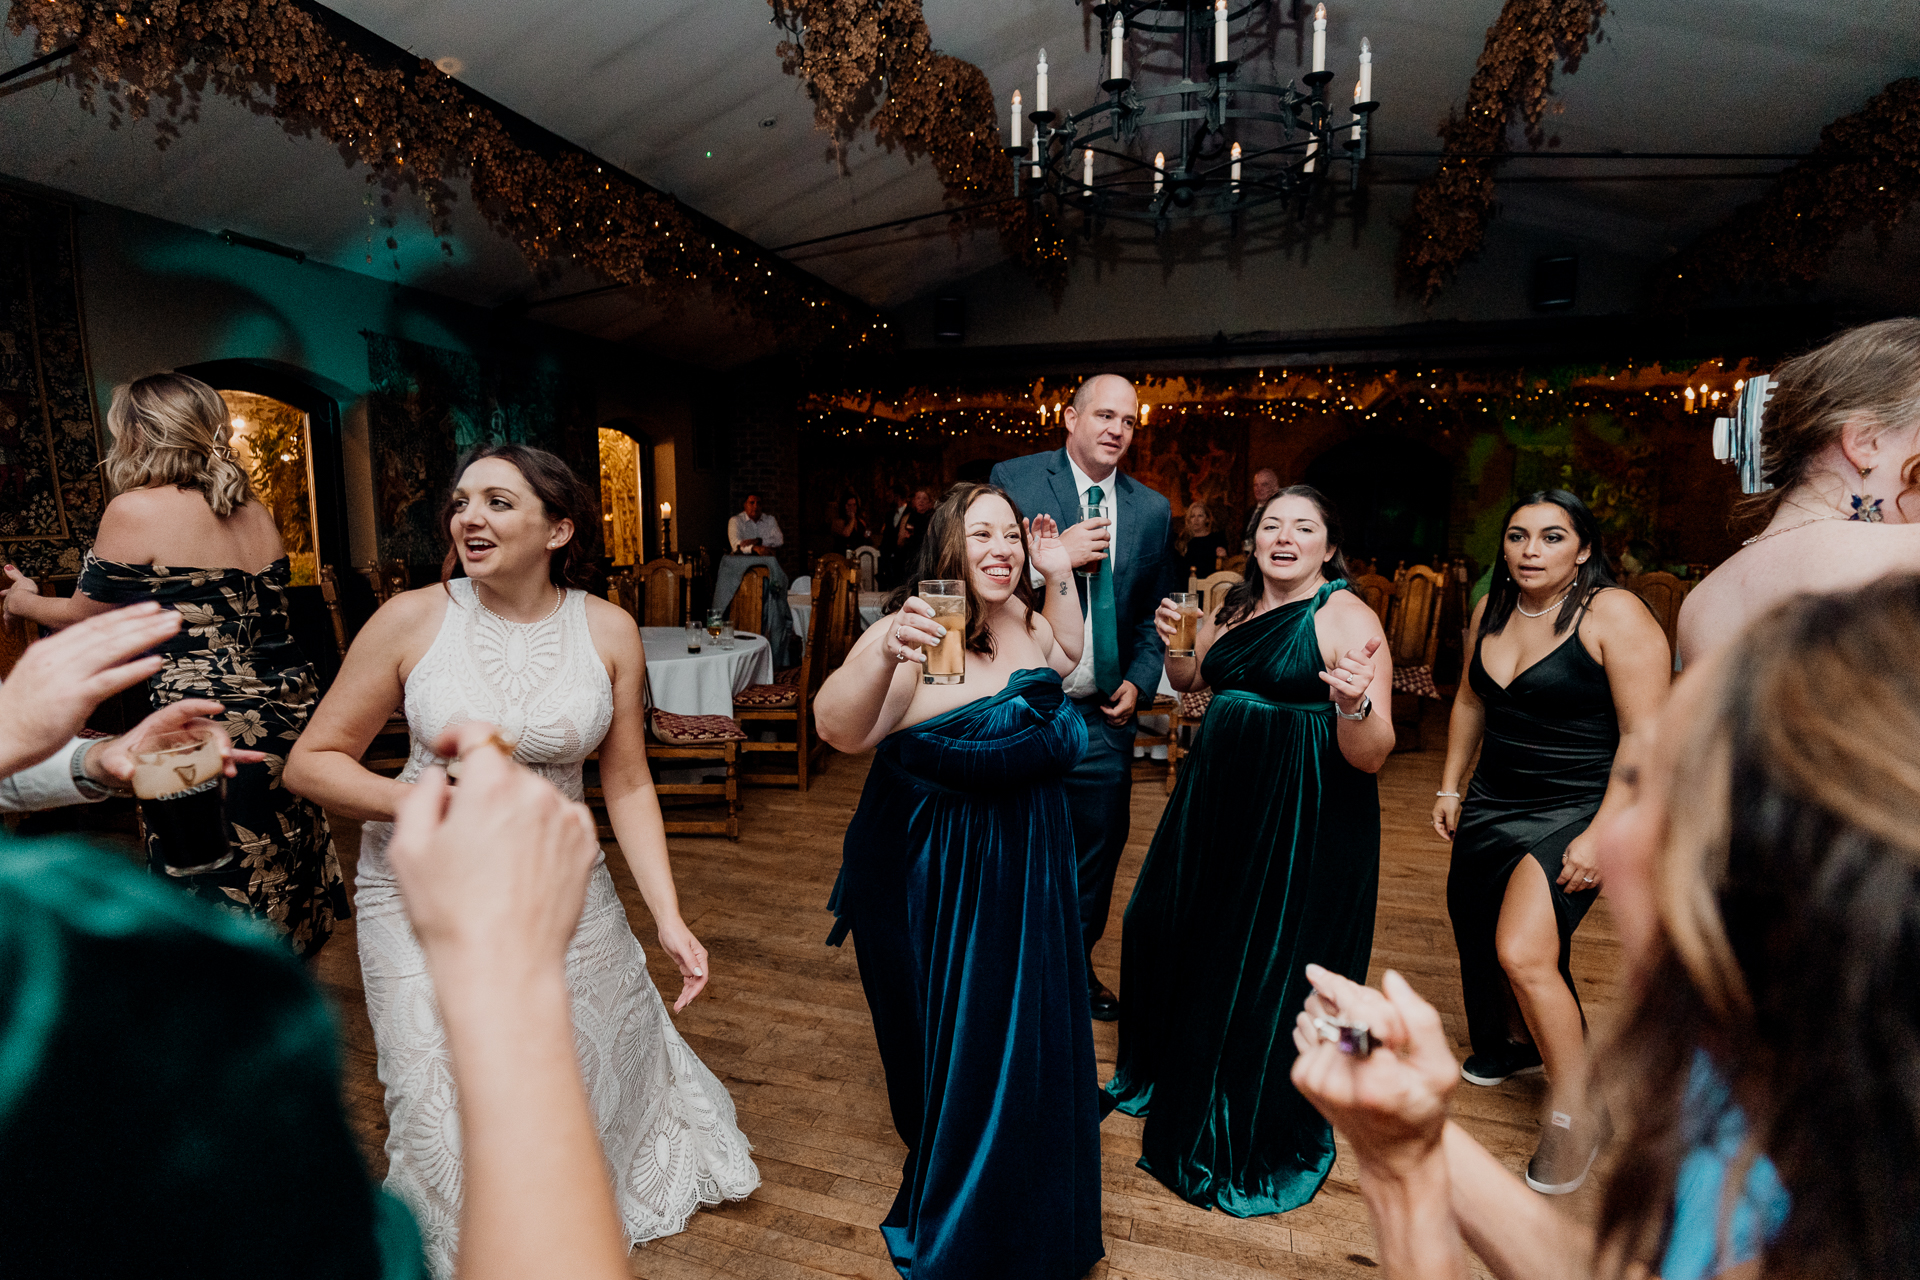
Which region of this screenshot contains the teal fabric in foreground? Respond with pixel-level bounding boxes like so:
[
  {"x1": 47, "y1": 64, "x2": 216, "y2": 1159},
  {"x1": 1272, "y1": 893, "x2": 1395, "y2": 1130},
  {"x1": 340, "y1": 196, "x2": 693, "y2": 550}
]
[
  {"x1": 1108, "y1": 581, "x2": 1381, "y2": 1217},
  {"x1": 0, "y1": 833, "x2": 425, "y2": 1278},
  {"x1": 830, "y1": 668, "x2": 1104, "y2": 1279}
]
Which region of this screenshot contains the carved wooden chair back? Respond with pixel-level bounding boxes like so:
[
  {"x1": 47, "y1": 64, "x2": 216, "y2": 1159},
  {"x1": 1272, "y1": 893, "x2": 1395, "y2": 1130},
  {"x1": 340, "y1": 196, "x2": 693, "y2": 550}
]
[
  {"x1": 728, "y1": 565, "x2": 769, "y2": 637},
  {"x1": 1190, "y1": 570, "x2": 1243, "y2": 618},
  {"x1": 1624, "y1": 571, "x2": 1689, "y2": 656},
  {"x1": 637, "y1": 558, "x2": 690, "y2": 628},
  {"x1": 1386, "y1": 563, "x2": 1446, "y2": 670},
  {"x1": 1350, "y1": 573, "x2": 1395, "y2": 625}
]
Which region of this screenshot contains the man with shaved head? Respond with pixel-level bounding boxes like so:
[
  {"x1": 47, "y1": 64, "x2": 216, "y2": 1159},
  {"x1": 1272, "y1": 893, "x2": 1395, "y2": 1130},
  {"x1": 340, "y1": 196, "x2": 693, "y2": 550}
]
[{"x1": 992, "y1": 374, "x2": 1173, "y2": 1022}]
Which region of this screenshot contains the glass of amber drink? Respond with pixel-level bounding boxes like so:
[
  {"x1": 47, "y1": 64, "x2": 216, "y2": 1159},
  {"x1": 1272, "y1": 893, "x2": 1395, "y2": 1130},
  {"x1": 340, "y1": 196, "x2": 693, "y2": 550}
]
[
  {"x1": 1168, "y1": 592, "x2": 1201, "y2": 657},
  {"x1": 919, "y1": 579, "x2": 966, "y2": 685}
]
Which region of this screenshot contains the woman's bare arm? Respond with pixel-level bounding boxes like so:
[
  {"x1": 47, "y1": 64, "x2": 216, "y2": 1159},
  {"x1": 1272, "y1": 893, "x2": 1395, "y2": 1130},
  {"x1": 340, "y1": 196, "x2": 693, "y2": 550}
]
[
  {"x1": 1434, "y1": 599, "x2": 1489, "y2": 840},
  {"x1": 1444, "y1": 1122, "x2": 1595, "y2": 1280},
  {"x1": 284, "y1": 589, "x2": 442, "y2": 820},
  {"x1": 584, "y1": 599, "x2": 709, "y2": 1011},
  {"x1": 815, "y1": 606, "x2": 937, "y2": 753},
  {"x1": 1319, "y1": 592, "x2": 1396, "y2": 773}
]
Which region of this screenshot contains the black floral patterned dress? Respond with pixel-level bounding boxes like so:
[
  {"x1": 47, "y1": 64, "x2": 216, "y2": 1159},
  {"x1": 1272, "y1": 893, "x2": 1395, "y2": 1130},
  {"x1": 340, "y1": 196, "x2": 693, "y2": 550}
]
[{"x1": 79, "y1": 554, "x2": 346, "y2": 958}]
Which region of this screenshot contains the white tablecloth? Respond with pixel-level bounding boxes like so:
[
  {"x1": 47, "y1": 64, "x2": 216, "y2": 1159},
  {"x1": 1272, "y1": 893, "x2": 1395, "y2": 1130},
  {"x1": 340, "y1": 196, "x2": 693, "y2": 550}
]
[
  {"x1": 788, "y1": 591, "x2": 893, "y2": 645},
  {"x1": 641, "y1": 626, "x2": 774, "y2": 717}
]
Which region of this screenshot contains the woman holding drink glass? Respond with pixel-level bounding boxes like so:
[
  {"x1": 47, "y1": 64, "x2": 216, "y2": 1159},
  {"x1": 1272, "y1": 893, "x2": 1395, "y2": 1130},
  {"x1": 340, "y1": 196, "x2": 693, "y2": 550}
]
[
  {"x1": 2, "y1": 373, "x2": 345, "y2": 957},
  {"x1": 1107, "y1": 485, "x2": 1393, "y2": 1216},
  {"x1": 815, "y1": 482, "x2": 1099, "y2": 1280}
]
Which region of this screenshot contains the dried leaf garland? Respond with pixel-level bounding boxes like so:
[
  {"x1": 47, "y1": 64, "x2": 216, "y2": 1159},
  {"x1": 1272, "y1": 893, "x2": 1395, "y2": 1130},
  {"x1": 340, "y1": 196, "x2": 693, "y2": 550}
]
[
  {"x1": 771, "y1": 0, "x2": 1068, "y2": 294},
  {"x1": 1655, "y1": 77, "x2": 1920, "y2": 309},
  {"x1": 1397, "y1": 0, "x2": 1607, "y2": 303},
  {"x1": 6, "y1": 0, "x2": 882, "y2": 352}
]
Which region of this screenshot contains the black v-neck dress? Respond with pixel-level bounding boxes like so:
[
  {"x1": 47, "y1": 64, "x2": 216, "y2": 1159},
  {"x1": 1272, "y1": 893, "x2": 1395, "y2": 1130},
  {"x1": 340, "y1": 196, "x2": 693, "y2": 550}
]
[{"x1": 1446, "y1": 594, "x2": 1618, "y2": 1058}]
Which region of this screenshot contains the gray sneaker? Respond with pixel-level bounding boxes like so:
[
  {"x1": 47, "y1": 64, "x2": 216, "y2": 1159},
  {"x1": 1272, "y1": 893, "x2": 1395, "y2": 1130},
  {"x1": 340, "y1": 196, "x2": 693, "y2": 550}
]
[{"x1": 1525, "y1": 1108, "x2": 1601, "y2": 1195}]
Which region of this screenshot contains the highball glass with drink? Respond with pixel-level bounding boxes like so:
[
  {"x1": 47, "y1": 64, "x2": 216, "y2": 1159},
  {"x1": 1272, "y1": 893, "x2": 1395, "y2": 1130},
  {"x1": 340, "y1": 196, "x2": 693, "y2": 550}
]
[
  {"x1": 918, "y1": 579, "x2": 966, "y2": 685},
  {"x1": 132, "y1": 727, "x2": 232, "y2": 876},
  {"x1": 706, "y1": 610, "x2": 724, "y2": 642},
  {"x1": 1168, "y1": 592, "x2": 1201, "y2": 657},
  {"x1": 685, "y1": 620, "x2": 703, "y2": 653},
  {"x1": 719, "y1": 620, "x2": 736, "y2": 649}
]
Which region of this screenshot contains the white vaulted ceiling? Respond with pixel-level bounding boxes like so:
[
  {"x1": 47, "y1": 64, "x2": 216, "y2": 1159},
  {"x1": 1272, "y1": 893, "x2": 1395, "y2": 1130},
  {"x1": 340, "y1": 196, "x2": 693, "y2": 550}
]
[{"x1": 2, "y1": 0, "x2": 1916, "y2": 355}]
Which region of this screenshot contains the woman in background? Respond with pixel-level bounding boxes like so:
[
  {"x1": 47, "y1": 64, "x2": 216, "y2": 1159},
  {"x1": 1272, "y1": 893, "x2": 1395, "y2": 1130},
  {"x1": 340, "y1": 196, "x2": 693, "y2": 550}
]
[
  {"x1": 1173, "y1": 500, "x2": 1229, "y2": 581},
  {"x1": 285, "y1": 443, "x2": 757, "y2": 1276},
  {"x1": 828, "y1": 492, "x2": 875, "y2": 556},
  {"x1": 2, "y1": 372, "x2": 344, "y2": 957},
  {"x1": 1434, "y1": 490, "x2": 1668, "y2": 1195},
  {"x1": 816, "y1": 482, "x2": 1095, "y2": 1280},
  {"x1": 1110, "y1": 486, "x2": 1392, "y2": 1217}
]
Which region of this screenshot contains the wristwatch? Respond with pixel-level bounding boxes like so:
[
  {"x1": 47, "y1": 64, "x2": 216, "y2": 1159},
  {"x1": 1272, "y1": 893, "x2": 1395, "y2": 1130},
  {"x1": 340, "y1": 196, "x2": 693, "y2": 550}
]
[
  {"x1": 1334, "y1": 694, "x2": 1372, "y2": 722},
  {"x1": 69, "y1": 739, "x2": 127, "y2": 800}
]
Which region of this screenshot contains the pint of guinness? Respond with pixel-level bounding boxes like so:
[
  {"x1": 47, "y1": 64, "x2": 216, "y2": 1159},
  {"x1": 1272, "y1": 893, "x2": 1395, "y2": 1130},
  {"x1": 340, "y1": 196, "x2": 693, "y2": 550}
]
[{"x1": 132, "y1": 729, "x2": 232, "y2": 876}]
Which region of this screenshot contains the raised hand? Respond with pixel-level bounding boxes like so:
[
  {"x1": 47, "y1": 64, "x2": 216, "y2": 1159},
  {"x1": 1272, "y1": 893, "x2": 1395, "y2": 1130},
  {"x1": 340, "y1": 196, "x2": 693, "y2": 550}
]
[
  {"x1": 1024, "y1": 514, "x2": 1073, "y2": 580},
  {"x1": 0, "y1": 603, "x2": 180, "y2": 775},
  {"x1": 1319, "y1": 635, "x2": 1382, "y2": 714},
  {"x1": 96, "y1": 698, "x2": 266, "y2": 784},
  {"x1": 1056, "y1": 516, "x2": 1112, "y2": 570},
  {"x1": 883, "y1": 595, "x2": 947, "y2": 668},
  {"x1": 1, "y1": 564, "x2": 41, "y2": 620},
  {"x1": 1154, "y1": 596, "x2": 1184, "y2": 645}
]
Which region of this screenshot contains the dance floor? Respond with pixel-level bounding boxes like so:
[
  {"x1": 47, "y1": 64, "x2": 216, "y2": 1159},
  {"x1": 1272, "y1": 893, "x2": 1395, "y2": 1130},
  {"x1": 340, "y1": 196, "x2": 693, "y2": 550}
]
[{"x1": 315, "y1": 731, "x2": 1619, "y2": 1279}]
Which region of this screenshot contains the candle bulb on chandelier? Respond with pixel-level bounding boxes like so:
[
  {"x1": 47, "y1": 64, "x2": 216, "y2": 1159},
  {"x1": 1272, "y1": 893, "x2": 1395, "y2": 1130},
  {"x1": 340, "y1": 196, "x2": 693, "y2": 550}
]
[
  {"x1": 1230, "y1": 140, "x2": 1242, "y2": 190},
  {"x1": 1304, "y1": 136, "x2": 1318, "y2": 173},
  {"x1": 1351, "y1": 80, "x2": 1363, "y2": 141},
  {"x1": 1154, "y1": 150, "x2": 1165, "y2": 195},
  {"x1": 1031, "y1": 134, "x2": 1041, "y2": 179},
  {"x1": 1312, "y1": 3, "x2": 1327, "y2": 73},
  {"x1": 1036, "y1": 49, "x2": 1048, "y2": 114},
  {"x1": 1083, "y1": 147, "x2": 1094, "y2": 190},
  {"x1": 1359, "y1": 35, "x2": 1372, "y2": 101},
  {"x1": 1110, "y1": 9, "x2": 1125, "y2": 79},
  {"x1": 1214, "y1": 0, "x2": 1229, "y2": 63},
  {"x1": 1010, "y1": 91, "x2": 1021, "y2": 147}
]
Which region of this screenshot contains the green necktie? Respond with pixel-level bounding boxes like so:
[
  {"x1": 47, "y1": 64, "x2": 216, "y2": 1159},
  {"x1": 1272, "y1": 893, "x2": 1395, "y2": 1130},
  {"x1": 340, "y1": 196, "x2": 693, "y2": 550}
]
[{"x1": 1086, "y1": 484, "x2": 1122, "y2": 696}]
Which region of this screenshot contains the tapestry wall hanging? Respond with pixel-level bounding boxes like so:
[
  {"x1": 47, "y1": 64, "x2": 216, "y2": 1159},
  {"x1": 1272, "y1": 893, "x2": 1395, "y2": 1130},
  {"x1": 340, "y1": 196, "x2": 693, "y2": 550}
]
[
  {"x1": 0, "y1": 187, "x2": 103, "y2": 581},
  {"x1": 364, "y1": 332, "x2": 596, "y2": 569}
]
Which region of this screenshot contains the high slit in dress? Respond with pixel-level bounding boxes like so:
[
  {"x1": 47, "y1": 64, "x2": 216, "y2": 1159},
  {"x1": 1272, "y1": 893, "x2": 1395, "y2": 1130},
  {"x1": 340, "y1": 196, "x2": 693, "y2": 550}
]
[{"x1": 1446, "y1": 593, "x2": 1618, "y2": 1059}]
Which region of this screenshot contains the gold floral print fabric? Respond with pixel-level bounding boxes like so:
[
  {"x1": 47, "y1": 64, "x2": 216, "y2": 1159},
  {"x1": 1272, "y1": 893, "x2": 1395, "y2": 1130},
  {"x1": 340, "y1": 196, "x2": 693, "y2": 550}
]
[{"x1": 78, "y1": 554, "x2": 346, "y2": 958}]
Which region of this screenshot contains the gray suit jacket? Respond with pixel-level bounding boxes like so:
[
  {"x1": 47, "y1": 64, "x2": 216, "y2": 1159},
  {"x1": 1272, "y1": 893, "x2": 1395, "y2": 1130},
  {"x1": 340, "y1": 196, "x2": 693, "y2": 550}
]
[{"x1": 989, "y1": 448, "x2": 1173, "y2": 699}]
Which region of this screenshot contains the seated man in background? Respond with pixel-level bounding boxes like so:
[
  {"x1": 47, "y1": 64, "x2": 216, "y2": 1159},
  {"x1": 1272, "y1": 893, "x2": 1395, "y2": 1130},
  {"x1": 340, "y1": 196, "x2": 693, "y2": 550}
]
[
  {"x1": 0, "y1": 604, "x2": 636, "y2": 1280},
  {"x1": 727, "y1": 491, "x2": 784, "y2": 556}
]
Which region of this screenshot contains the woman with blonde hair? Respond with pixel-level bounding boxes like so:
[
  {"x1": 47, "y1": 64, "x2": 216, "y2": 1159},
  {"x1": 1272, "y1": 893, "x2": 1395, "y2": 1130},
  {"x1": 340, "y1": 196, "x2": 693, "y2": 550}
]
[
  {"x1": 1679, "y1": 317, "x2": 1920, "y2": 665},
  {"x1": 2, "y1": 372, "x2": 345, "y2": 957},
  {"x1": 1173, "y1": 499, "x2": 1230, "y2": 580}
]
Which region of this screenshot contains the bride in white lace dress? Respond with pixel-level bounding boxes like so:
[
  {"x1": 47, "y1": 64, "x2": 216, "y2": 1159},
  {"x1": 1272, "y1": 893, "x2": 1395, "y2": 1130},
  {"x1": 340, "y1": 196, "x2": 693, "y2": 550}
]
[{"x1": 287, "y1": 445, "x2": 758, "y2": 1275}]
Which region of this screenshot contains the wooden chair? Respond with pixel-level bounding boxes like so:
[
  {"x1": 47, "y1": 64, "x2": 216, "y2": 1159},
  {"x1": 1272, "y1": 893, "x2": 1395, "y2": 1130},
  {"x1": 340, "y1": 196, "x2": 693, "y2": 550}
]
[
  {"x1": 1221, "y1": 553, "x2": 1247, "y2": 575},
  {"x1": 727, "y1": 564, "x2": 770, "y2": 637},
  {"x1": 1350, "y1": 572, "x2": 1395, "y2": 625},
  {"x1": 635, "y1": 557, "x2": 692, "y2": 627},
  {"x1": 0, "y1": 610, "x2": 35, "y2": 680},
  {"x1": 1190, "y1": 570, "x2": 1242, "y2": 617},
  {"x1": 1165, "y1": 690, "x2": 1213, "y2": 792},
  {"x1": 851, "y1": 545, "x2": 880, "y2": 592},
  {"x1": 317, "y1": 564, "x2": 353, "y2": 663},
  {"x1": 734, "y1": 556, "x2": 843, "y2": 791},
  {"x1": 609, "y1": 674, "x2": 743, "y2": 840},
  {"x1": 365, "y1": 558, "x2": 408, "y2": 605},
  {"x1": 1625, "y1": 571, "x2": 1689, "y2": 658},
  {"x1": 1385, "y1": 563, "x2": 1447, "y2": 751},
  {"x1": 1133, "y1": 692, "x2": 1182, "y2": 792}
]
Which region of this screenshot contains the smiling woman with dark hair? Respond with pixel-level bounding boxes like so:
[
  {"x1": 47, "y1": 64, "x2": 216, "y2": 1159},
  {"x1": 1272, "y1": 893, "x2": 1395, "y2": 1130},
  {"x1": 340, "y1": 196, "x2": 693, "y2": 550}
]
[{"x1": 1433, "y1": 489, "x2": 1670, "y2": 1195}]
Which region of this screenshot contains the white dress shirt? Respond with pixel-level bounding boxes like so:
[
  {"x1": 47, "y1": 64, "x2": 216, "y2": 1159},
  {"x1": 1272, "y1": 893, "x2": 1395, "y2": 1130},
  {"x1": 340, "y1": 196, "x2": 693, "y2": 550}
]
[
  {"x1": 727, "y1": 511, "x2": 785, "y2": 553},
  {"x1": 1061, "y1": 456, "x2": 1118, "y2": 701}
]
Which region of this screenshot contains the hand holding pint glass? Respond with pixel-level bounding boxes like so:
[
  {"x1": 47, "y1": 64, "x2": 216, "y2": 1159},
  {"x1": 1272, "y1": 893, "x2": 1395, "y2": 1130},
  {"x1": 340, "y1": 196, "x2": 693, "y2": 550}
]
[
  {"x1": 918, "y1": 580, "x2": 967, "y2": 685},
  {"x1": 1167, "y1": 592, "x2": 1200, "y2": 658},
  {"x1": 132, "y1": 723, "x2": 233, "y2": 876}
]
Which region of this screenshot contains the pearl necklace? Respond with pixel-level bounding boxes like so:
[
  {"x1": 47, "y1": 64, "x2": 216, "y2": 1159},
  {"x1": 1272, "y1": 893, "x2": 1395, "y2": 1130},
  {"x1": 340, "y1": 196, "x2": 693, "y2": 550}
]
[
  {"x1": 1515, "y1": 589, "x2": 1570, "y2": 619},
  {"x1": 475, "y1": 583, "x2": 564, "y2": 626}
]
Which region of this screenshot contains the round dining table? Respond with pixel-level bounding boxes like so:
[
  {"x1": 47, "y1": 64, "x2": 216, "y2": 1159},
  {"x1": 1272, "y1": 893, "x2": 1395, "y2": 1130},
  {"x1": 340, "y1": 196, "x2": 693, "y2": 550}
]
[
  {"x1": 641, "y1": 626, "x2": 774, "y2": 717},
  {"x1": 787, "y1": 590, "x2": 892, "y2": 648}
]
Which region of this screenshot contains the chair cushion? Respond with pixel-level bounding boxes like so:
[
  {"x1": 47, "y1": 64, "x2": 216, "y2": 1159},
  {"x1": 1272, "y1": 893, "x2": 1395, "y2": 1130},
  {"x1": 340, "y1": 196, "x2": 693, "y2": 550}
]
[
  {"x1": 648, "y1": 710, "x2": 748, "y2": 744},
  {"x1": 772, "y1": 665, "x2": 801, "y2": 686},
  {"x1": 1392, "y1": 664, "x2": 1442, "y2": 699},
  {"x1": 734, "y1": 682, "x2": 800, "y2": 709},
  {"x1": 1178, "y1": 691, "x2": 1213, "y2": 718}
]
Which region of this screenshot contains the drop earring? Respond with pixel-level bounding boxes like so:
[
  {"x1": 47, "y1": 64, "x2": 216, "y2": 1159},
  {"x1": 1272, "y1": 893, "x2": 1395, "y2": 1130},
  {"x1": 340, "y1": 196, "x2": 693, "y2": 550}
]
[{"x1": 1851, "y1": 463, "x2": 1885, "y2": 521}]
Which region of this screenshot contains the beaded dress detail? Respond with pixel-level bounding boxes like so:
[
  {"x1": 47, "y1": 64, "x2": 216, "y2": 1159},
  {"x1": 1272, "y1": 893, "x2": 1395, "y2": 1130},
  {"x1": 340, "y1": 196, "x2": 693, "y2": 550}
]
[{"x1": 355, "y1": 579, "x2": 758, "y2": 1276}]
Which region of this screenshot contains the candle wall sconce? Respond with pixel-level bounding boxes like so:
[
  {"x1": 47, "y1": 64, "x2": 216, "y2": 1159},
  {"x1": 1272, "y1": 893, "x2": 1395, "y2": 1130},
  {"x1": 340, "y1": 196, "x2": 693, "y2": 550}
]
[{"x1": 1006, "y1": 1, "x2": 1379, "y2": 233}]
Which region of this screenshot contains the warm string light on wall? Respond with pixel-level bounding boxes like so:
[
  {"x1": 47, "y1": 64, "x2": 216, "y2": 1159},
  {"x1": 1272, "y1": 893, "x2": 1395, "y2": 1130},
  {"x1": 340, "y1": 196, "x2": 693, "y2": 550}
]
[{"x1": 801, "y1": 359, "x2": 1763, "y2": 440}]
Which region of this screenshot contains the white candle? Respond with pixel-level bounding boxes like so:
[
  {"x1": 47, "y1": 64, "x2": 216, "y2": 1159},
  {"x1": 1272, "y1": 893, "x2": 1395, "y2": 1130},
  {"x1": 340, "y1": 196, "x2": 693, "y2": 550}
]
[
  {"x1": 1352, "y1": 80, "x2": 1363, "y2": 141},
  {"x1": 1154, "y1": 150, "x2": 1165, "y2": 195},
  {"x1": 1359, "y1": 36, "x2": 1372, "y2": 101},
  {"x1": 1036, "y1": 49, "x2": 1048, "y2": 115},
  {"x1": 1083, "y1": 147, "x2": 1094, "y2": 189},
  {"x1": 1010, "y1": 90, "x2": 1021, "y2": 148},
  {"x1": 1230, "y1": 140, "x2": 1242, "y2": 189},
  {"x1": 1031, "y1": 134, "x2": 1041, "y2": 179},
  {"x1": 1214, "y1": 0, "x2": 1229, "y2": 63},
  {"x1": 1110, "y1": 10, "x2": 1124, "y2": 79},
  {"x1": 1312, "y1": 3, "x2": 1327, "y2": 73}
]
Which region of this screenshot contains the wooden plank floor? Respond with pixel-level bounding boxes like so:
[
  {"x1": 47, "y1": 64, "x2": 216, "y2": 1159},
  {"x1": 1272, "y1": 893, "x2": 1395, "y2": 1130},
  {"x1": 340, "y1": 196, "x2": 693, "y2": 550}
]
[{"x1": 312, "y1": 731, "x2": 1618, "y2": 1279}]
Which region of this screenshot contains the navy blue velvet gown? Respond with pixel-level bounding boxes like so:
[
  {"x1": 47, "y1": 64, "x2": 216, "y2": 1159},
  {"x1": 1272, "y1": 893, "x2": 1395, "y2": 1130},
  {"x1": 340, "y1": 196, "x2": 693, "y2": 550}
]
[{"x1": 829, "y1": 668, "x2": 1105, "y2": 1280}]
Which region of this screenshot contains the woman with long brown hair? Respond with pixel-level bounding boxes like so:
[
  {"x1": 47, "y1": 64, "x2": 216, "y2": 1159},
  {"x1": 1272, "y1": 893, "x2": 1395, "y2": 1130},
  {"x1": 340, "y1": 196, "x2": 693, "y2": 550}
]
[
  {"x1": 815, "y1": 482, "x2": 1094, "y2": 1280},
  {"x1": 284, "y1": 442, "x2": 757, "y2": 1276},
  {"x1": 1679, "y1": 317, "x2": 1920, "y2": 665},
  {"x1": 2, "y1": 372, "x2": 345, "y2": 956},
  {"x1": 1288, "y1": 576, "x2": 1920, "y2": 1280}
]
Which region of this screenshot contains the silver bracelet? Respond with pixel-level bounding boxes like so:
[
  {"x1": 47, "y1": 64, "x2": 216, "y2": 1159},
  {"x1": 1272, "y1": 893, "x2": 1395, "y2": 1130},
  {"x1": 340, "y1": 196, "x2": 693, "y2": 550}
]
[
  {"x1": 1435, "y1": 790, "x2": 1461, "y2": 798},
  {"x1": 69, "y1": 739, "x2": 123, "y2": 800}
]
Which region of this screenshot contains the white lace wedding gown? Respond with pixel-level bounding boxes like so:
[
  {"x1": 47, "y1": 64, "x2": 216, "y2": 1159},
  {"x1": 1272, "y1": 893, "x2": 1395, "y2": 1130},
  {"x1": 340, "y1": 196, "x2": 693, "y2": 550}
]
[{"x1": 355, "y1": 580, "x2": 759, "y2": 1276}]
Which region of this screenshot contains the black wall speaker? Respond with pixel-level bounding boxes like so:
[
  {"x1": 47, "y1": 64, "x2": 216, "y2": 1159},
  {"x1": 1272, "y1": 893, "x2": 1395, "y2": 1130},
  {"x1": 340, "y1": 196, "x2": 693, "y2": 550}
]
[
  {"x1": 1531, "y1": 255, "x2": 1578, "y2": 310},
  {"x1": 933, "y1": 296, "x2": 966, "y2": 343}
]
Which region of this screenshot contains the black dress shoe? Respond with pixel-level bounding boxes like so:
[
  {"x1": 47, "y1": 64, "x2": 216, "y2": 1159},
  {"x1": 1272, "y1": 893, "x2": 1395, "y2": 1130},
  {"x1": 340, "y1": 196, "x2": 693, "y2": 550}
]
[{"x1": 1088, "y1": 977, "x2": 1121, "y2": 1022}]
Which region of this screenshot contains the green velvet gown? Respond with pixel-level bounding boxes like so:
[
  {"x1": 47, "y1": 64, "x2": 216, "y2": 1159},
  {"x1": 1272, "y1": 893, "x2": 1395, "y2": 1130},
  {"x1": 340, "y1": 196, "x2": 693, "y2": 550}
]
[{"x1": 1107, "y1": 580, "x2": 1380, "y2": 1216}]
